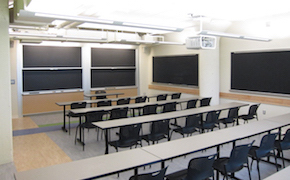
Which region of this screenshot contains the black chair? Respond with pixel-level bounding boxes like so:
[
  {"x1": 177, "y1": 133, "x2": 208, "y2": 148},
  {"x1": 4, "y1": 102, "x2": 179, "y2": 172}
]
[
  {"x1": 197, "y1": 111, "x2": 220, "y2": 132},
  {"x1": 166, "y1": 154, "x2": 216, "y2": 180},
  {"x1": 66, "y1": 102, "x2": 87, "y2": 135},
  {"x1": 75, "y1": 110, "x2": 107, "y2": 150},
  {"x1": 171, "y1": 93, "x2": 181, "y2": 99},
  {"x1": 129, "y1": 166, "x2": 168, "y2": 180},
  {"x1": 219, "y1": 107, "x2": 240, "y2": 128},
  {"x1": 143, "y1": 104, "x2": 158, "y2": 116},
  {"x1": 117, "y1": 98, "x2": 131, "y2": 105},
  {"x1": 94, "y1": 90, "x2": 107, "y2": 99},
  {"x1": 133, "y1": 96, "x2": 147, "y2": 116},
  {"x1": 248, "y1": 133, "x2": 278, "y2": 180},
  {"x1": 162, "y1": 102, "x2": 177, "y2": 113},
  {"x1": 157, "y1": 94, "x2": 167, "y2": 101},
  {"x1": 213, "y1": 141, "x2": 254, "y2": 180},
  {"x1": 200, "y1": 97, "x2": 211, "y2": 107},
  {"x1": 186, "y1": 99, "x2": 198, "y2": 109},
  {"x1": 142, "y1": 120, "x2": 170, "y2": 145},
  {"x1": 109, "y1": 107, "x2": 128, "y2": 120},
  {"x1": 97, "y1": 100, "x2": 112, "y2": 107},
  {"x1": 238, "y1": 104, "x2": 260, "y2": 123},
  {"x1": 275, "y1": 128, "x2": 290, "y2": 167},
  {"x1": 171, "y1": 114, "x2": 200, "y2": 138},
  {"x1": 108, "y1": 124, "x2": 142, "y2": 152}
]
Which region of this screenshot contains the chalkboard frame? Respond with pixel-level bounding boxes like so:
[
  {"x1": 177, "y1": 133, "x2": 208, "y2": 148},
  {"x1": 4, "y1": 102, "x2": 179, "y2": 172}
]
[
  {"x1": 231, "y1": 50, "x2": 290, "y2": 95},
  {"x1": 152, "y1": 55, "x2": 199, "y2": 86}
]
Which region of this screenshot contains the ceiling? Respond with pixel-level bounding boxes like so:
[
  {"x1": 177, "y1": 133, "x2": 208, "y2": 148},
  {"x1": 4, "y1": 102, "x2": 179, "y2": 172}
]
[{"x1": 9, "y1": 0, "x2": 290, "y2": 44}]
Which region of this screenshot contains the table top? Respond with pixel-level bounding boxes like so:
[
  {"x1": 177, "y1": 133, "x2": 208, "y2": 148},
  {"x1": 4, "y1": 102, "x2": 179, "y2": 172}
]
[
  {"x1": 263, "y1": 165, "x2": 290, "y2": 180},
  {"x1": 93, "y1": 102, "x2": 248, "y2": 129},
  {"x1": 70, "y1": 97, "x2": 198, "y2": 115},
  {"x1": 141, "y1": 114, "x2": 290, "y2": 161},
  {"x1": 84, "y1": 92, "x2": 124, "y2": 98},
  {"x1": 14, "y1": 148, "x2": 161, "y2": 180}
]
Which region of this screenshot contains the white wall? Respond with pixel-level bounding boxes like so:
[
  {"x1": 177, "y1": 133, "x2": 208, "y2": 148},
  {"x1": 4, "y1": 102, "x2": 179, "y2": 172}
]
[{"x1": 0, "y1": 0, "x2": 13, "y2": 165}]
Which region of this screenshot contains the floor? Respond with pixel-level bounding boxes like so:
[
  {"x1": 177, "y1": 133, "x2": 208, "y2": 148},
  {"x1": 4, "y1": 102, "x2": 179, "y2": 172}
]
[{"x1": 4, "y1": 107, "x2": 290, "y2": 180}]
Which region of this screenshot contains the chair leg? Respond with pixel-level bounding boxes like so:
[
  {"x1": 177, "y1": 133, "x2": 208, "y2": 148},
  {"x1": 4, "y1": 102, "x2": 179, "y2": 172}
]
[
  {"x1": 68, "y1": 117, "x2": 71, "y2": 135},
  {"x1": 74, "y1": 125, "x2": 78, "y2": 144},
  {"x1": 246, "y1": 162, "x2": 252, "y2": 180},
  {"x1": 256, "y1": 160, "x2": 261, "y2": 180},
  {"x1": 82, "y1": 127, "x2": 85, "y2": 151},
  {"x1": 281, "y1": 150, "x2": 285, "y2": 168},
  {"x1": 273, "y1": 151, "x2": 279, "y2": 171}
]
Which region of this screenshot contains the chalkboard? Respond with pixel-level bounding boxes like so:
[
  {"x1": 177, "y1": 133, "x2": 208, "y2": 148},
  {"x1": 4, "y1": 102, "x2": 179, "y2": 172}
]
[
  {"x1": 153, "y1": 55, "x2": 198, "y2": 86},
  {"x1": 91, "y1": 48, "x2": 135, "y2": 67},
  {"x1": 231, "y1": 51, "x2": 290, "y2": 95},
  {"x1": 23, "y1": 46, "x2": 81, "y2": 67},
  {"x1": 91, "y1": 69, "x2": 135, "y2": 88},
  {"x1": 23, "y1": 70, "x2": 82, "y2": 92}
]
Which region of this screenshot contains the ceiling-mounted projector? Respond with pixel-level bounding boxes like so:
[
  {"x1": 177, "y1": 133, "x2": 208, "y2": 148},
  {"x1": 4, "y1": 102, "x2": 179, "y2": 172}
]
[{"x1": 186, "y1": 35, "x2": 216, "y2": 49}]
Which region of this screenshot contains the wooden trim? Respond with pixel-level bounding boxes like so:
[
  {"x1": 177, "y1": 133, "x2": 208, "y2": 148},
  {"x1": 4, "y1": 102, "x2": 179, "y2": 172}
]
[
  {"x1": 220, "y1": 92, "x2": 290, "y2": 107},
  {"x1": 148, "y1": 84, "x2": 199, "y2": 95}
]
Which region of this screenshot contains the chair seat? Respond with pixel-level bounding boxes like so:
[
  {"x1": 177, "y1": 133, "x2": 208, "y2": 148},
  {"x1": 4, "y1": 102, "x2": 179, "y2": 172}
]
[
  {"x1": 219, "y1": 117, "x2": 235, "y2": 124},
  {"x1": 213, "y1": 157, "x2": 244, "y2": 174},
  {"x1": 239, "y1": 115, "x2": 254, "y2": 120},
  {"x1": 165, "y1": 169, "x2": 187, "y2": 180},
  {"x1": 173, "y1": 127, "x2": 197, "y2": 135},
  {"x1": 109, "y1": 139, "x2": 140, "y2": 148},
  {"x1": 80, "y1": 123, "x2": 97, "y2": 129},
  {"x1": 275, "y1": 140, "x2": 290, "y2": 150},
  {"x1": 142, "y1": 133, "x2": 167, "y2": 143}
]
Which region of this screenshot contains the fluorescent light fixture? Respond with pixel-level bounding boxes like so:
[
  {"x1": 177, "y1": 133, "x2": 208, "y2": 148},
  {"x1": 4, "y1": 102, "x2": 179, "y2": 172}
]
[
  {"x1": 30, "y1": 11, "x2": 183, "y2": 32},
  {"x1": 157, "y1": 41, "x2": 185, "y2": 45},
  {"x1": 120, "y1": 39, "x2": 184, "y2": 45},
  {"x1": 35, "y1": 12, "x2": 114, "y2": 24},
  {"x1": 62, "y1": 35, "x2": 107, "y2": 41},
  {"x1": 122, "y1": 22, "x2": 183, "y2": 32},
  {"x1": 9, "y1": 32, "x2": 57, "y2": 38},
  {"x1": 198, "y1": 30, "x2": 271, "y2": 42}
]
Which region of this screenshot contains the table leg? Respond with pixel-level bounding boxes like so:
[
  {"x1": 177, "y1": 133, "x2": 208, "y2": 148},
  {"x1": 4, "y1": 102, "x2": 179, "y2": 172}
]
[
  {"x1": 61, "y1": 106, "x2": 67, "y2": 132},
  {"x1": 76, "y1": 116, "x2": 85, "y2": 146},
  {"x1": 216, "y1": 145, "x2": 220, "y2": 180},
  {"x1": 161, "y1": 161, "x2": 165, "y2": 169},
  {"x1": 105, "y1": 129, "x2": 109, "y2": 154}
]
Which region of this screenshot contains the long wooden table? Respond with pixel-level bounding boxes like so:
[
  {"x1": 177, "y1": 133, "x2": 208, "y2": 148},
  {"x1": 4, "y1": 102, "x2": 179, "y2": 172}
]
[
  {"x1": 93, "y1": 102, "x2": 248, "y2": 154},
  {"x1": 264, "y1": 164, "x2": 290, "y2": 180},
  {"x1": 14, "y1": 113, "x2": 290, "y2": 180}
]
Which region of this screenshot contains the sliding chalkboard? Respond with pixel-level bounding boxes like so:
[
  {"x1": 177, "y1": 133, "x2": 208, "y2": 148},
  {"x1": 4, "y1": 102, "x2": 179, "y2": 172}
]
[
  {"x1": 231, "y1": 50, "x2": 290, "y2": 95},
  {"x1": 23, "y1": 70, "x2": 82, "y2": 91},
  {"x1": 23, "y1": 46, "x2": 81, "y2": 67},
  {"x1": 91, "y1": 48, "x2": 136, "y2": 88},
  {"x1": 153, "y1": 55, "x2": 198, "y2": 86},
  {"x1": 91, "y1": 48, "x2": 135, "y2": 67},
  {"x1": 91, "y1": 69, "x2": 135, "y2": 88}
]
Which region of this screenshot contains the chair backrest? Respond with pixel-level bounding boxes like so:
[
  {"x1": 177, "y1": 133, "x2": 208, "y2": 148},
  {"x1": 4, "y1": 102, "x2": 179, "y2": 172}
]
[
  {"x1": 85, "y1": 110, "x2": 106, "y2": 123},
  {"x1": 71, "y1": 102, "x2": 87, "y2": 109},
  {"x1": 95, "y1": 90, "x2": 106, "y2": 99},
  {"x1": 187, "y1": 99, "x2": 198, "y2": 109},
  {"x1": 110, "y1": 107, "x2": 128, "y2": 120},
  {"x1": 248, "y1": 104, "x2": 260, "y2": 117},
  {"x1": 186, "y1": 154, "x2": 216, "y2": 180},
  {"x1": 200, "y1": 97, "x2": 212, "y2": 107},
  {"x1": 143, "y1": 104, "x2": 158, "y2": 115},
  {"x1": 228, "y1": 107, "x2": 240, "y2": 118},
  {"x1": 226, "y1": 141, "x2": 254, "y2": 173},
  {"x1": 205, "y1": 110, "x2": 219, "y2": 123},
  {"x1": 119, "y1": 124, "x2": 141, "y2": 142},
  {"x1": 117, "y1": 98, "x2": 131, "y2": 105},
  {"x1": 162, "y1": 102, "x2": 177, "y2": 113},
  {"x1": 185, "y1": 114, "x2": 202, "y2": 128},
  {"x1": 97, "y1": 100, "x2": 112, "y2": 107},
  {"x1": 157, "y1": 94, "x2": 167, "y2": 101},
  {"x1": 151, "y1": 120, "x2": 169, "y2": 135},
  {"x1": 280, "y1": 129, "x2": 290, "y2": 150},
  {"x1": 129, "y1": 166, "x2": 168, "y2": 180},
  {"x1": 171, "y1": 93, "x2": 181, "y2": 99},
  {"x1": 135, "y1": 96, "x2": 147, "y2": 103},
  {"x1": 255, "y1": 133, "x2": 278, "y2": 158}
]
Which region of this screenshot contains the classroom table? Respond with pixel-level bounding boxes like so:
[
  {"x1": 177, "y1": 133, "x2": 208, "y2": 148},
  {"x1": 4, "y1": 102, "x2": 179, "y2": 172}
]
[
  {"x1": 56, "y1": 98, "x2": 121, "y2": 132},
  {"x1": 71, "y1": 97, "x2": 199, "y2": 145},
  {"x1": 263, "y1": 164, "x2": 290, "y2": 180},
  {"x1": 14, "y1": 148, "x2": 161, "y2": 180},
  {"x1": 93, "y1": 102, "x2": 248, "y2": 154},
  {"x1": 14, "y1": 113, "x2": 290, "y2": 180},
  {"x1": 84, "y1": 92, "x2": 124, "y2": 100}
]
